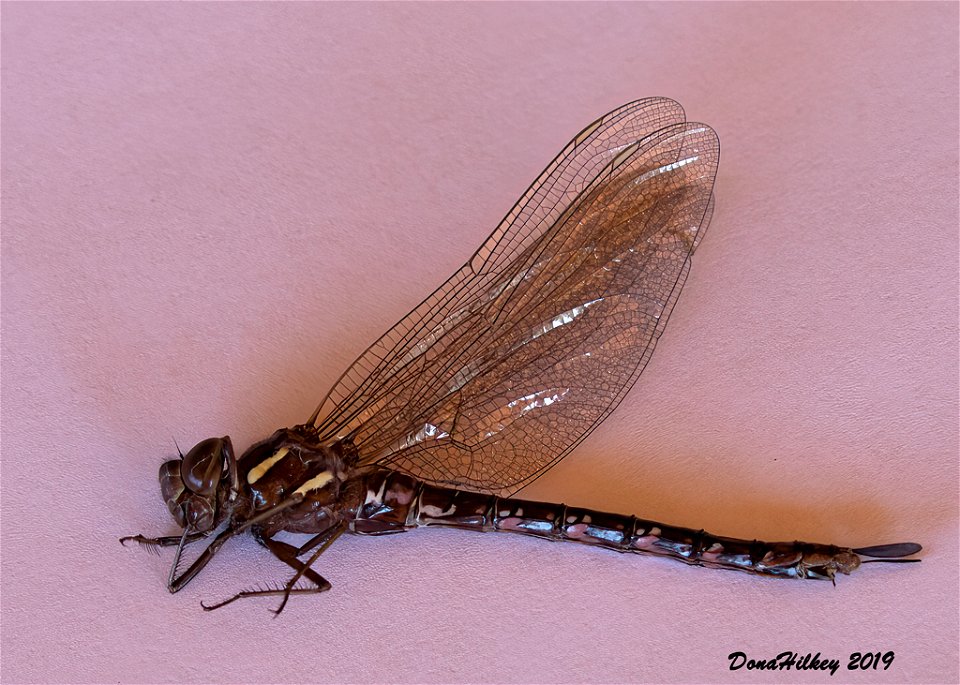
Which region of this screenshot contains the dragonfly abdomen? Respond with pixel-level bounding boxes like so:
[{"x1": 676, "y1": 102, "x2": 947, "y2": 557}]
[{"x1": 352, "y1": 468, "x2": 866, "y2": 580}]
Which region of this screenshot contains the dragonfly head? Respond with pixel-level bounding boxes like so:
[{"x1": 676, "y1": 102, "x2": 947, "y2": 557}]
[{"x1": 159, "y1": 436, "x2": 236, "y2": 533}]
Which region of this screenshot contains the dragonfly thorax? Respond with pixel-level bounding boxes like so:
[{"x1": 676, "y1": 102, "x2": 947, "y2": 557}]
[{"x1": 236, "y1": 428, "x2": 361, "y2": 536}]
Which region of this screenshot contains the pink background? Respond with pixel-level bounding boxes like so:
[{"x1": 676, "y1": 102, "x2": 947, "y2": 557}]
[{"x1": 2, "y1": 3, "x2": 957, "y2": 684}]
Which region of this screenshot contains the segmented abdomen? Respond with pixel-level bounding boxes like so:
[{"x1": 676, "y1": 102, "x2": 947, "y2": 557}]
[{"x1": 352, "y1": 469, "x2": 844, "y2": 579}]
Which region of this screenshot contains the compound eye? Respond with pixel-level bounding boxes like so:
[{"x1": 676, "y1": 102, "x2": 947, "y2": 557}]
[
  {"x1": 181, "y1": 437, "x2": 225, "y2": 495},
  {"x1": 159, "y1": 460, "x2": 188, "y2": 526}
]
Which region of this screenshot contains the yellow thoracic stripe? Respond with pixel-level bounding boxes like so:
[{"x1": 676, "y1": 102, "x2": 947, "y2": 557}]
[
  {"x1": 294, "y1": 470, "x2": 334, "y2": 496},
  {"x1": 246, "y1": 447, "x2": 290, "y2": 484}
]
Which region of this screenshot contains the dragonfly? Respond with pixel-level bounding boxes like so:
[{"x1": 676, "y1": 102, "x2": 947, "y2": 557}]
[{"x1": 121, "y1": 98, "x2": 921, "y2": 613}]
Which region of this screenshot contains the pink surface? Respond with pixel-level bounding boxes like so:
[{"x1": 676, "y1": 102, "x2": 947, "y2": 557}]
[{"x1": 2, "y1": 3, "x2": 957, "y2": 684}]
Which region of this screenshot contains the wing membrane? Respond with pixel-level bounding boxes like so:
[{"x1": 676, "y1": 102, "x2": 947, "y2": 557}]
[
  {"x1": 310, "y1": 99, "x2": 684, "y2": 433},
  {"x1": 310, "y1": 102, "x2": 718, "y2": 496}
]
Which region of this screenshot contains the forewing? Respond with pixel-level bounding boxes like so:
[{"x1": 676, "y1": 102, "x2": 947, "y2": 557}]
[{"x1": 311, "y1": 104, "x2": 717, "y2": 496}]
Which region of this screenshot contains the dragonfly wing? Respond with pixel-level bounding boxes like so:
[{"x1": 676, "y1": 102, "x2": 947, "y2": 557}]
[
  {"x1": 311, "y1": 103, "x2": 718, "y2": 496},
  {"x1": 310, "y1": 98, "x2": 684, "y2": 433}
]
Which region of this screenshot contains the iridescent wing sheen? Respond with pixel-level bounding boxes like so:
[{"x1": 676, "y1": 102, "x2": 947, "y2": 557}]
[{"x1": 309, "y1": 99, "x2": 718, "y2": 496}]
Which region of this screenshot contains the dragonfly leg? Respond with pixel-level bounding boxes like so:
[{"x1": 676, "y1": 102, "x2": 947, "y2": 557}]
[
  {"x1": 199, "y1": 585, "x2": 328, "y2": 612},
  {"x1": 168, "y1": 526, "x2": 235, "y2": 592},
  {"x1": 201, "y1": 523, "x2": 346, "y2": 613},
  {"x1": 292, "y1": 523, "x2": 346, "y2": 556},
  {"x1": 120, "y1": 531, "x2": 206, "y2": 550},
  {"x1": 270, "y1": 523, "x2": 347, "y2": 615}
]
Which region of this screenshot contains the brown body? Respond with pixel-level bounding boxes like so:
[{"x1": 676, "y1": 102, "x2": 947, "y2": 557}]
[
  {"x1": 124, "y1": 424, "x2": 920, "y2": 611},
  {"x1": 237, "y1": 428, "x2": 865, "y2": 582}
]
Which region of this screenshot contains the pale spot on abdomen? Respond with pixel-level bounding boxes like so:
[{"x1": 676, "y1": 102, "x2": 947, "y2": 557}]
[{"x1": 421, "y1": 503, "x2": 457, "y2": 518}]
